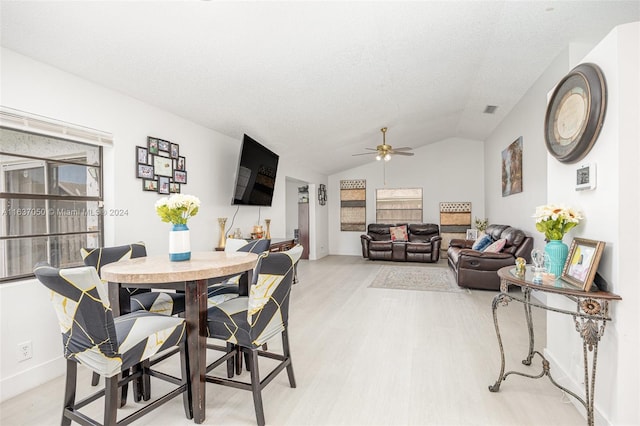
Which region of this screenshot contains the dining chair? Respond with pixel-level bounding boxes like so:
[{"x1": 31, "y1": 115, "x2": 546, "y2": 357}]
[
  {"x1": 205, "y1": 244, "x2": 303, "y2": 426},
  {"x1": 33, "y1": 263, "x2": 192, "y2": 426},
  {"x1": 82, "y1": 242, "x2": 186, "y2": 394},
  {"x1": 206, "y1": 238, "x2": 271, "y2": 378}
]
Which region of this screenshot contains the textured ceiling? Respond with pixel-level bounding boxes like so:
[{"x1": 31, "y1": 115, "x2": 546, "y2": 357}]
[{"x1": 1, "y1": 1, "x2": 638, "y2": 175}]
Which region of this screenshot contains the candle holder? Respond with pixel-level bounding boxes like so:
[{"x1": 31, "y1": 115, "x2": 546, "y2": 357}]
[
  {"x1": 217, "y1": 217, "x2": 227, "y2": 249},
  {"x1": 265, "y1": 219, "x2": 271, "y2": 239}
]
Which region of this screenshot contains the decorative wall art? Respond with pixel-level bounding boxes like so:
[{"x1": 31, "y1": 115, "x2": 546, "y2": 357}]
[
  {"x1": 502, "y1": 137, "x2": 523, "y2": 197},
  {"x1": 340, "y1": 179, "x2": 366, "y2": 231},
  {"x1": 439, "y1": 202, "x2": 472, "y2": 250},
  {"x1": 136, "y1": 136, "x2": 188, "y2": 193}
]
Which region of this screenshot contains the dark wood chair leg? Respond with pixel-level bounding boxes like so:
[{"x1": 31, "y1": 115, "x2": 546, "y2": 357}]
[
  {"x1": 104, "y1": 376, "x2": 119, "y2": 426},
  {"x1": 132, "y1": 364, "x2": 143, "y2": 403},
  {"x1": 62, "y1": 359, "x2": 77, "y2": 426},
  {"x1": 120, "y1": 369, "x2": 129, "y2": 407},
  {"x1": 248, "y1": 349, "x2": 265, "y2": 426},
  {"x1": 91, "y1": 371, "x2": 100, "y2": 386},
  {"x1": 236, "y1": 345, "x2": 243, "y2": 375},
  {"x1": 281, "y1": 330, "x2": 296, "y2": 388},
  {"x1": 226, "y1": 342, "x2": 235, "y2": 378},
  {"x1": 142, "y1": 360, "x2": 151, "y2": 401}
]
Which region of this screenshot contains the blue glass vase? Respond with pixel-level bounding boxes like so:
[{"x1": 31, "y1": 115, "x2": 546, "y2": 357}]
[
  {"x1": 169, "y1": 223, "x2": 191, "y2": 261},
  {"x1": 544, "y1": 239, "x2": 568, "y2": 278}
]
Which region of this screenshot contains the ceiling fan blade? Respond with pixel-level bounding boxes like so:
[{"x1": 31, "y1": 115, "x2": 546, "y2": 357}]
[
  {"x1": 365, "y1": 147, "x2": 378, "y2": 151},
  {"x1": 352, "y1": 152, "x2": 378, "y2": 156},
  {"x1": 392, "y1": 151, "x2": 414, "y2": 156},
  {"x1": 392, "y1": 147, "x2": 413, "y2": 151}
]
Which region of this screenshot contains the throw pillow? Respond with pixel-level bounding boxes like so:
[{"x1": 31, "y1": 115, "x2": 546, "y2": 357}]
[
  {"x1": 483, "y1": 238, "x2": 507, "y2": 253},
  {"x1": 472, "y1": 234, "x2": 493, "y2": 251},
  {"x1": 389, "y1": 225, "x2": 408, "y2": 242}
]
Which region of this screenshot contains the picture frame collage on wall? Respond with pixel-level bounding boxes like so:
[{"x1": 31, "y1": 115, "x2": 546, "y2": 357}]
[{"x1": 136, "y1": 136, "x2": 187, "y2": 194}]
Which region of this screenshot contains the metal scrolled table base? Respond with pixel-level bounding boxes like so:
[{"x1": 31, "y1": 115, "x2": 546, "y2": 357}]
[{"x1": 489, "y1": 283, "x2": 611, "y2": 426}]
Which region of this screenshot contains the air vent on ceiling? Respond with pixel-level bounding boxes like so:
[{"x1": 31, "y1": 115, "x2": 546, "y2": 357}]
[{"x1": 483, "y1": 105, "x2": 498, "y2": 114}]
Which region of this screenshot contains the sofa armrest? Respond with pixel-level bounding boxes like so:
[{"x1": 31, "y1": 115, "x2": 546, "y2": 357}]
[
  {"x1": 457, "y1": 249, "x2": 515, "y2": 271},
  {"x1": 449, "y1": 238, "x2": 474, "y2": 249},
  {"x1": 360, "y1": 234, "x2": 372, "y2": 258}
]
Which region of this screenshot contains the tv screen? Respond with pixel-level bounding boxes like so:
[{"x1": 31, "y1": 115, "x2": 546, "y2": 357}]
[{"x1": 232, "y1": 134, "x2": 279, "y2": 206}]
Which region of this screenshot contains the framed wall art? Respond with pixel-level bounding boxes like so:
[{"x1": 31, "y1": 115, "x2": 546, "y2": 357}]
[
  {"x1": 135, "y1": 136, "x2": 189, "y2": 193},
  {"x1": 502, "y1": 137, "x2": 523, "y2": 197}
]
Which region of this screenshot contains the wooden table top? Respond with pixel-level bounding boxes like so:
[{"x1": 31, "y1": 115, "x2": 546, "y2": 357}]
[{"x1": 101, "y1": 251, "x2": 258, "y2": 284}]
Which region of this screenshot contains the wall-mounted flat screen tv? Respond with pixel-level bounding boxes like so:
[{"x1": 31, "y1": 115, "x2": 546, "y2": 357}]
[{"x1": 232, "y1": 134, "x2": 279, "y2": 206}]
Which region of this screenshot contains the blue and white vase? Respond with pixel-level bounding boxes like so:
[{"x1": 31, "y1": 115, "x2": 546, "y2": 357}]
[
  {"x1": 169, "y1": 224, "x2": 191, "y2": 261},
  {"x1": 544, "y1": 239, "x2": 568, "y2": 278}
]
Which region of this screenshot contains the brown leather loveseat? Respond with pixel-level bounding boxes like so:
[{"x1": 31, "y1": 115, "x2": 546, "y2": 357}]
[
  {"x1": 361, "y1": 223, "x2": 442, "y2": 263},
  {"x1": 447, "y1": 224, "x2": 533, "y2": 290}
]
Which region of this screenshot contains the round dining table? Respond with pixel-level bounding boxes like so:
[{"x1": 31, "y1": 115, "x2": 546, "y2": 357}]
[{"x1": 101, "y1": 251, "x2": 258, "y2": 424}]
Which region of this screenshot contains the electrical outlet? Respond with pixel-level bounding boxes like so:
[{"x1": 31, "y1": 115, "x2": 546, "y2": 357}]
[{"x1": 17, "y1": 341, "x2": 32, "y2": 362}]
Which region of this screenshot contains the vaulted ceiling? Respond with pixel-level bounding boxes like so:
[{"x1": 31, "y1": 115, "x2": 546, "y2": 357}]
[{"x1": 1, "y1": 1, "x2": 638, "y2": 175}]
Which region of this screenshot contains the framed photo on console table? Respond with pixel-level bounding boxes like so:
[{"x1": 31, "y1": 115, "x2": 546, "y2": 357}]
[{"x1": 561, "y1": 238, "x2": 605, "y2": 292}]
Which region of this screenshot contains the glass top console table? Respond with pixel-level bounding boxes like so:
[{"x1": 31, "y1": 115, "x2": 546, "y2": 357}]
[{"x1": 489, "y1": 266, "x2": 621, "y2": 426}]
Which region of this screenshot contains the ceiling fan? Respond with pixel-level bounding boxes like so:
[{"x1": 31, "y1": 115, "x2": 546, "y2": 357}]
[{"x1": 353, "y1": 127, "x2": 414, "y2": 161}]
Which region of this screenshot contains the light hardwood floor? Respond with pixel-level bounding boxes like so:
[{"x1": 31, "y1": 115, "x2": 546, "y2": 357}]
[{"x1": 1, "y1": 255, "x2": 586, "y2": 425}]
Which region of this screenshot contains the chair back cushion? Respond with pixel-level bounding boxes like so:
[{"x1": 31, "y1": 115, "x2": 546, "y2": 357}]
[
  {"x1": 238, "y1": 238, "x2": 271, "y2": 254},
  {"x1": 34, "y1": 263, "x2": 186, "y2": 377},
  {"x1": 407, "y1": 223, "x2": 439, "y2": 242},
  {"x1": 81, "y1": 242, "x2": 147, "y2": 275},
  {"x1": 367, "y1": 224, "x2": 394, "y2": 241},
  {"x1": 33, "y1": 264, "x2": 120, "y2": 371}
]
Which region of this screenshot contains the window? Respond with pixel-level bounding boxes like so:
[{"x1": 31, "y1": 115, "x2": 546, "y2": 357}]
[
  {"x1": 375, "y1": 188, "x2": 423, "y2": 223},
  {"x1": 1, "y1": 127, "x2": 104, "y2": 282}
]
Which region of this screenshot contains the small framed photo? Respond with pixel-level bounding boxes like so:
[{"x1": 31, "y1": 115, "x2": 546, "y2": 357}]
[
  {"x1": 147, "y1": 137, "x2": 159, "y2": 155},
  {"x1": 158, "y1": 176, "x2": 170, "y2": 195},
  {"x1": 466, "y1": 229, "x2": 478, "y2": 240},
  {"x1": 176, "y1": 156, "x2": 186, "y2": 171},
  {"x1": 158, "y1": 139, "x2": 170, "y2": 152},
  {"x1": 136, "y1": 146, "x2": 148, "y2": 164},
  {"x1": 154, "y1": 155, "x2": 173, "y2": 177},
  {"x1": 169, "y1": 182, "x2": 181, "y2": 193},
  {"x1": 170, "y1": 143, "x2": 179, "y2": 159},
  {"x1": 174, "y1": 170, "x2": 187, "y2": 184},
  {"x1": 561, "y1": 238, "x2": 606, "y2": 292},
  {"x1": 142, "y1": 179, "x2": 158, "y2": 192},
  {"x1": 137, "y1": 164, "x2": 154, "y2": 179}
]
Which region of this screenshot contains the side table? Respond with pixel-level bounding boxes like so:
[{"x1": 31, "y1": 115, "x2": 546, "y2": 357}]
[{"x1": 490, "y1": 266, "x2": 621, "y2": 426}]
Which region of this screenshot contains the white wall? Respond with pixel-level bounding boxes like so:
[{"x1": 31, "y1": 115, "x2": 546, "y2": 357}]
[
  {"x1": 0, "y1": 48, "x2": 328, "y2": 401},
  {"x1": 484, "y1": 22, "x2": 639, "y2": 425},
  {"x1": 329, "y1": 137, "x2": 485, "y2": 256},
  {"x1": 545, "y1": 23, "x2": 639, "y2": 426}
]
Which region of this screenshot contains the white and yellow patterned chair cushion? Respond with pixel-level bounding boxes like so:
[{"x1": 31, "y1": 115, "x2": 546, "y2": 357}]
[
  {"x1": 206, "y1": 245, "x2": 302, "y2": 348},
  {"x1": 34, "y1": 264, "x2": 186, "y2": 378}
]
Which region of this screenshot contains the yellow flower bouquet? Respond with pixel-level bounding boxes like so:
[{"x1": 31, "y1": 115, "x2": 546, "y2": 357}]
[
  {"x1": 155, "y1": 194, "x2": 200, "y2": 225},
  {"x1": 533, "y1": 204, "x2": 583, "y2": 241}
]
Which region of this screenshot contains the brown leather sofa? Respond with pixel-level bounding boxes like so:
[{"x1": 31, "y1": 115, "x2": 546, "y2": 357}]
[
  {"x1": 447, "y1": 224, "x2": 533, "y2": 290},
  {"x1": 360, "y1": 223, "x2": 442, "y2": 263}
]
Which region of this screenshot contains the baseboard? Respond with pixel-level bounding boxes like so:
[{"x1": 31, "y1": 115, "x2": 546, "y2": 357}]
[
  {"x1": 543, "y1": 348, "x2": 610, "y2": 426},
  {"x1": 0, "y1": 356, "x2": 65, "y2": 403}
]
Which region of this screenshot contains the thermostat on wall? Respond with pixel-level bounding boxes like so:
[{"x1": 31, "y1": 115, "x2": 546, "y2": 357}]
[{"x1": 576, "y1": 163, "x2": 596, "y2": 191}]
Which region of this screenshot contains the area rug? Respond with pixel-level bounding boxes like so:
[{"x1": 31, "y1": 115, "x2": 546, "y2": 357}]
[{"x1": 368, "y1": 265, "x2": 470, "y2": 294}]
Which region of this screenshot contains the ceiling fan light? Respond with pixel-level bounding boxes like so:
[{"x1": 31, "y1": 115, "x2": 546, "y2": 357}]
[
  {"x1": 376, "y1": 154, "x2": 382, "y2": 161},
  {"x1": 384, "y1": 153, "x2": 391, "y2": 161}
]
